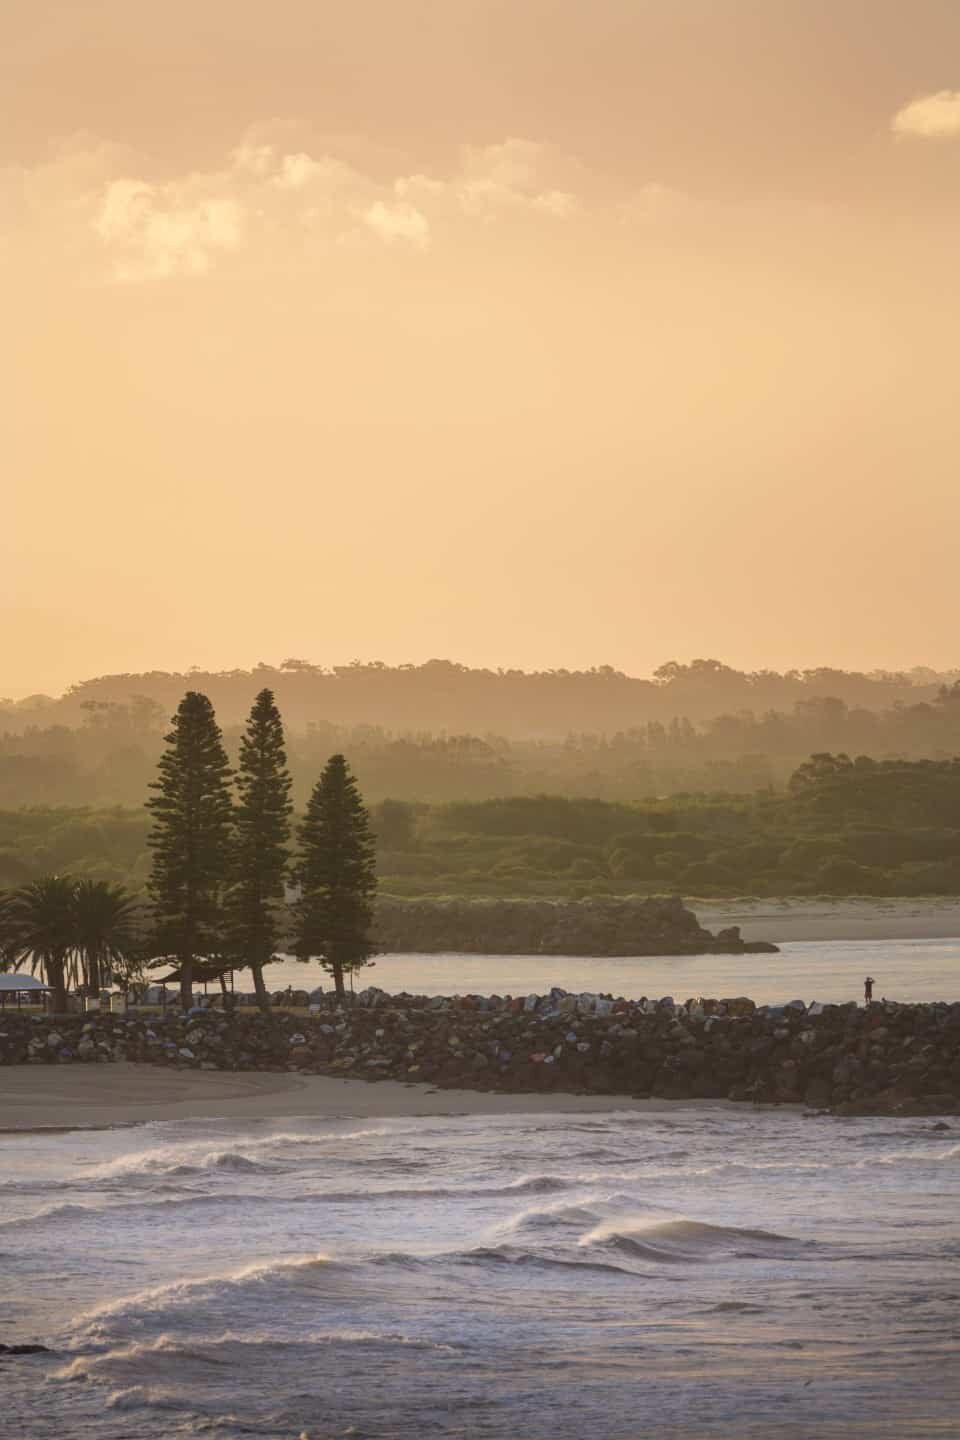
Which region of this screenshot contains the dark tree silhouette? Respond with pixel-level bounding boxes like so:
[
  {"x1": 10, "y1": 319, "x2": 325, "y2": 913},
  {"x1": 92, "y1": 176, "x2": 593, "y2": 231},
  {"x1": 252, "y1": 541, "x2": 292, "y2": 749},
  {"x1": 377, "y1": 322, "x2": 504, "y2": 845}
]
[
  {"x1": 146, "y1": 691, "x2": 233, "y2": 1010},
  {"x1": 226, "y1": 689, "x2": 292, "y2": 1012},
  {"x1": 0, "y1": 875, "x2": 76, "y2": 1012},
  {"x1": 292, "y1": 753, "x2": 377, "y2": 998},
  {"x1": 72, "y1": 878, "x2": 140, "y2": 994}
]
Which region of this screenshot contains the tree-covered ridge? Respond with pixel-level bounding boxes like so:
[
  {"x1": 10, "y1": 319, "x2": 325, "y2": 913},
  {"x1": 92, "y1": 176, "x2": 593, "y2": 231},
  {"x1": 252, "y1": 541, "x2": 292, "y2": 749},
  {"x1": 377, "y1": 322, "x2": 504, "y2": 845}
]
[
  {"x1": 4, "y1": 656, "x2": 957, "y2": 740},
  {"x1": 6, "y1": 680, "x2": 960, "y2": 809},
  {"x1": 5, "y1": 754, "x2": 960, "y2": 899}
]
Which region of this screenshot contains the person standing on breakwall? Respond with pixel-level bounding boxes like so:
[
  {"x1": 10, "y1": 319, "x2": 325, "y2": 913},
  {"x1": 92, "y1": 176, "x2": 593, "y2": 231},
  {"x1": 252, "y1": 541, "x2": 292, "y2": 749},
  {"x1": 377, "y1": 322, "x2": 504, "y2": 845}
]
[{"x1": 864, "y1": 975, "x2": 875, "y2": 1004}]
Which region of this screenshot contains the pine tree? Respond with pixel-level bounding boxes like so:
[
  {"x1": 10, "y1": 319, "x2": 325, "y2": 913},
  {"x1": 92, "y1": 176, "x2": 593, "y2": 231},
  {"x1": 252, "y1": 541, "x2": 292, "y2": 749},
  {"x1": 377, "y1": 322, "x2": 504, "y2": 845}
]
[
  {"x1": 292, "y1": 754, "x2": 377, "y2": 999},
  {"x1": 226, "y1": 689, "x2": 292, "y2": 1012},
  {"x1": 146, "y1": 691, "x2": 234, "y2": 1010}
]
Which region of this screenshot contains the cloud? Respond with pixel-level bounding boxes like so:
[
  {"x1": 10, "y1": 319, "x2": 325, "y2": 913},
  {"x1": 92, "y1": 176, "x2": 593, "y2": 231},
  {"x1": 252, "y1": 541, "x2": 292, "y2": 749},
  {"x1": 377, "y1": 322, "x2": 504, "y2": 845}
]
[
  {"x1": 455, "y1": 139, "x2": 578, "y2": 219},
  {"x1": 4, "y1": 127, "x2": 661, "y2": 282},
  {"x1": 360, "y1": 199, "x2": 430, "y2": 248},
  {"x1": 892, "y1": 91, "x2": 960, "y2": 140},
  {"x1": 272, "y1": 152, "x2": 363, "y2": 193},
  {"x1": 95, "y1": 179, "x2": 243, "y2": 280}
]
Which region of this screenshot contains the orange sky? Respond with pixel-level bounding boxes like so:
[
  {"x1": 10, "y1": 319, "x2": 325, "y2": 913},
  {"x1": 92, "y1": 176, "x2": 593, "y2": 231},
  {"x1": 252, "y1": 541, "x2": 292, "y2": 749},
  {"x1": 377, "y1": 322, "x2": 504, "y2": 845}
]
[{"x1": 4, "y1": 1, "x2": 960, "y2": 696}]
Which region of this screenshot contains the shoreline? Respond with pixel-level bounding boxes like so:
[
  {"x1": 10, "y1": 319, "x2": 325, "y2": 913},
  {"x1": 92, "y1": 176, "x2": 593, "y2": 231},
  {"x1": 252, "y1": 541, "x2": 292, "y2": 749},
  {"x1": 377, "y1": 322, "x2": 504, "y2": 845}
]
[
  {"x1": 695, "y1": 897, "x2": 960, "y2": 943},
  {"x1": 0, "y1": 1062, "x2": 741, "y2": 1132}
]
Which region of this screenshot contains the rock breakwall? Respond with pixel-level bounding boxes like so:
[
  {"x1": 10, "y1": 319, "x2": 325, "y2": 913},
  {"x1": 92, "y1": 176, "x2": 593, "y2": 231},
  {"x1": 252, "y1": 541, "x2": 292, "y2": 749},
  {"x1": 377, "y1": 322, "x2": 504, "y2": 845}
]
[
  {"x1": 2, "y1": 987, "x2": 959, "y2": 1116},
  {"x1": 371, "y1": 895, "x2": 778, "y2": 956}
]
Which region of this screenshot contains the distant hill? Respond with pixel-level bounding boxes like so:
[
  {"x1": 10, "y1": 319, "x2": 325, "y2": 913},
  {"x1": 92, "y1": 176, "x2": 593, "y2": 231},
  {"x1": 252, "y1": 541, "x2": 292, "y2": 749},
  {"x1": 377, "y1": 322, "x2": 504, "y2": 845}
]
[{"x1": 2, "y1": 657, "x2": 956, "y2": 739}]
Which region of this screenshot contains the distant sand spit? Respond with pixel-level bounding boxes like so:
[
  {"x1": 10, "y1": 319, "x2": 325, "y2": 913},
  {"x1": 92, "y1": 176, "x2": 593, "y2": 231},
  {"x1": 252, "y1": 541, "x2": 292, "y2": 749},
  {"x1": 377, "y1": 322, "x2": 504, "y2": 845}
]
[{"x1": 696, "y1": 897, "x2": 960, "y2": 942}]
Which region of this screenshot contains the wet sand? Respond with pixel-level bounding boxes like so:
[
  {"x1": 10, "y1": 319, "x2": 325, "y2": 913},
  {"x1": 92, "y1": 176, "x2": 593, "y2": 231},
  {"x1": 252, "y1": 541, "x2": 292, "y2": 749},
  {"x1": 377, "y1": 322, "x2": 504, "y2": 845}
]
[{"x1": 0, "y1": 1062, "x2": 737, "y2": 1132}]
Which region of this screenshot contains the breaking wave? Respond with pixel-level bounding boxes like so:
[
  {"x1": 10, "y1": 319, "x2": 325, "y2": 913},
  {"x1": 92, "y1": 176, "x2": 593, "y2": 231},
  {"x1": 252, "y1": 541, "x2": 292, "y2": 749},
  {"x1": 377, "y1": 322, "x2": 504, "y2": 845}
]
[
  {"x1": 0, "y1": 1176, "x2": 575, "y2": 1234},
  {"x1": 579, "y1": 1217, "x2": 809, "y2": 1263},
  {"x1": 72, "y1": 1254, "x2": 336, "y2": 1341},
  {"x1": 58, "y1": 1326, "x2": 461, "y2": 1387}
]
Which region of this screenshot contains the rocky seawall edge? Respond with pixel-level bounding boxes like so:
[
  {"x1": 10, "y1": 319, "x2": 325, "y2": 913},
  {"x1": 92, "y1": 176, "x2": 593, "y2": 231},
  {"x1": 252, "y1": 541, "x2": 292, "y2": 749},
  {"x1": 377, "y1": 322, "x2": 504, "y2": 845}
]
[{"x1": 2, "y1": 987, "x2": 958, "y2": 1117}]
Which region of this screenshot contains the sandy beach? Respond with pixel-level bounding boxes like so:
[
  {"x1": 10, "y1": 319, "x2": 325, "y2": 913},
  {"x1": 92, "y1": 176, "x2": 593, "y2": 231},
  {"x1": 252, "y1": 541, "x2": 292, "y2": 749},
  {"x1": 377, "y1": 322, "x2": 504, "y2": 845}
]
[
  {"x1": 695, "y1": 896, "x2": 960, "y2": 942},
  {"x1": 0, "y1": 1061, "x2": 736, "y2": 1131}
]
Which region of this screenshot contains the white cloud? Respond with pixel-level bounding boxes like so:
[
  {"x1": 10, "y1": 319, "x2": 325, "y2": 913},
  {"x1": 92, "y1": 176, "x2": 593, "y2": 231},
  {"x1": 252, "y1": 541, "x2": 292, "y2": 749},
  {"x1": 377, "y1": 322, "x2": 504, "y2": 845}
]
[
  {"x1": 892, "y1": 91, "x2": 960, "y2": 140},
  {"x1": 454, "y1": 139, "x2": 577, "y2": 219},
  {"x1": 96, "y1": 178, "x2": 154, "y2": 238},
  {"x1": 272, "y1": 152, "x2": 364, "y2": 192},
  {"x1": 360, "y1": 199, "x2": 430, "y2": 249},
  {"x1": 96, "y1": 179, "x2": 243, "y2": 280},
  {"x1": 4, "y1": 128, "x2": 647, "y2": 282}
]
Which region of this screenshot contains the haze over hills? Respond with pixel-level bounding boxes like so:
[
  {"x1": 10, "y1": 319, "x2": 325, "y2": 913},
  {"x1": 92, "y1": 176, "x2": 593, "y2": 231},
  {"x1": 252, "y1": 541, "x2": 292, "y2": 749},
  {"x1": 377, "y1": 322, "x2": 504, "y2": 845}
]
[
  {"x1": 3, "y1": 656, "x2": 960, "y2": 811},
  {"x1": 4, "y1": 657, "x2": 957, "y2": 737}
]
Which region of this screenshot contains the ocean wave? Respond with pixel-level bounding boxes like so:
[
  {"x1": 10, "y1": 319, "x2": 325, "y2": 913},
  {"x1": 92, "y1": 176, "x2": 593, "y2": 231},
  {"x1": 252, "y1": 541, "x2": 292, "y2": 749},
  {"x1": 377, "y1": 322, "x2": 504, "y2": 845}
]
[
  {"x1": 312, "y1": 1173, "x2": 569, "y2": 1201},
  {"x1": 4, "y1": 1176, "x2": 576, "y2": 1231},
  {"x1": 578, "y1": 1217, "x2": 808, "y2": 1264},
  {"x1": 237, "y1": 1126, "x2": 394, "y2": 1147},
  {"x1": 85, "y1": 1147, "x2": 279, "y2": 1181},
  {"x1": 105, "y1": 1385, "x2": 185, "y2": 1412},
  {"x1": 80, "y1": 1127, "x2": 398, "y2": 1184},
  {"x1": 364, "y1": 1243, "x2": 633, "y2": 1278},
  {"x1": 494, "y1": 1199, "x2": 607, "y2": 1237},
  {"x1": 449, "y1": 1244, "x2": 633, "y2": 1277},
  {"x1": 60, "y1": 1326, "x2": 460, "y2": 1383},
  {"x1": 0, "y1": 1194, "x2": 262, "y2": 1229},
  {"x1": 71, "y1": 1254, "x2": 336, "y2": 1341},
  {"x1": 0, "y1": 1201, "x2": 96, "y2": 1230},
  {"x1": 857, "y1": 1145, "x2": 960, "y2": 1168},
  {"x1": 0, "y1": 1176, "x2": 72, "y2": 1195},
  {"x1": 682, "y1": 1160, "x2": 834, "y2": 1179}
]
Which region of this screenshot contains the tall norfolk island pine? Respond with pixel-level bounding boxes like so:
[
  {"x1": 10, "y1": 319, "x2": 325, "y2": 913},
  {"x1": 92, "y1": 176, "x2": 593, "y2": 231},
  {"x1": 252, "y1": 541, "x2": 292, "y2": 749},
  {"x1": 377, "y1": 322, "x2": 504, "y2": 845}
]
[
  {"x1": 147, "y1": 691, "x2": 233, "y2": 1011},
  {"x1": 227, "y1": 688, "x2": 292, "y2": 1013},
  {"x1": 292, "y1": 754, "x2": 377, "y2": 999}
]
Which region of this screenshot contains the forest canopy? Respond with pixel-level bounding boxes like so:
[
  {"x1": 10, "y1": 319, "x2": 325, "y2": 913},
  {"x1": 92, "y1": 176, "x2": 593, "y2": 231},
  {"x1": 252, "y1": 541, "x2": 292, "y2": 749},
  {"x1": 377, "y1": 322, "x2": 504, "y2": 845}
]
[{"x1": 4, "y1": 754, "x2": 960, "y2": 900}]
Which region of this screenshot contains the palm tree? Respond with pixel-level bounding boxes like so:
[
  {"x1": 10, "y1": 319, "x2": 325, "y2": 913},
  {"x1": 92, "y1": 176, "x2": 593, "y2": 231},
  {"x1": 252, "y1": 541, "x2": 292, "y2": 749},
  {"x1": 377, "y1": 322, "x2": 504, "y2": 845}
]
[
  {"x1": 71, "y1": 879, "x2": 140, "y2": 995},
  {"x1": 0, "y1": 890, "x2": 14, "y2": 973},
  {"x1": 0, "y1": 876, "x2": 77, "y2": 1013}
]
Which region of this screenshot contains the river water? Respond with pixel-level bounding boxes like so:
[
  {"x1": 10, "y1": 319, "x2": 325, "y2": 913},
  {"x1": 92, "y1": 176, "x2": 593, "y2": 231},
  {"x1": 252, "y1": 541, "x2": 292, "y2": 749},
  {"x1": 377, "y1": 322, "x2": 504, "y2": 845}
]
[{"x1": 261, "y1": 936, "x2": 960, "y2": 1005}]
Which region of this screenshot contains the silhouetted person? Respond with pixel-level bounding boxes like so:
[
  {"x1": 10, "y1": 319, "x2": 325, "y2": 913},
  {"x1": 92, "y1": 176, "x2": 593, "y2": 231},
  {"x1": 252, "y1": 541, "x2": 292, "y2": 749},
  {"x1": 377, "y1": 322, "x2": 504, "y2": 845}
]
[{"x1": 864, "y1": 975, "x2": 875, "y2": 1004}]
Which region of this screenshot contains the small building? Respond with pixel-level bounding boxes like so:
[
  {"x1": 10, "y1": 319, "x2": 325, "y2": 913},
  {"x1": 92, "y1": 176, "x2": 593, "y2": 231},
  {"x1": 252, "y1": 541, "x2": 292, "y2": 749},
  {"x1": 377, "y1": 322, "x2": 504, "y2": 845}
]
[{"x1": 0, "y1": 974, "x2": 50, "y2": 1009}]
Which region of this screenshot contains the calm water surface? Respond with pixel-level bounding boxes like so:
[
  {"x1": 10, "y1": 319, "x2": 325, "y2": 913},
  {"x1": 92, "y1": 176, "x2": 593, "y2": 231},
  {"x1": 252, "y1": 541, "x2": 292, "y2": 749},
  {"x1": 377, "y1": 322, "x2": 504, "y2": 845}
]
[{"x1": 263, "y1": 936, "x2": 960, "y2": 1005}]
